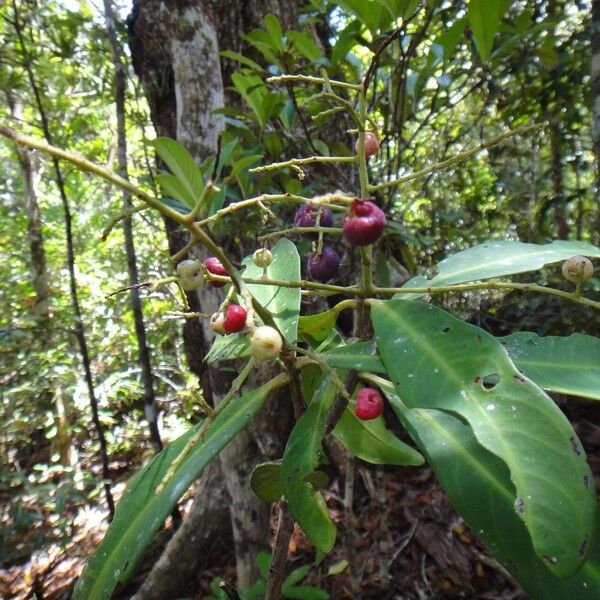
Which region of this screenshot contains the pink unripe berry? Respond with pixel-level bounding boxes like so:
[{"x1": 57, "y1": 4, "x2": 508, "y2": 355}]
[
  {"x1": 204, "y1": 257, "x2": 227, "y2": 287},
  {"x1": 355, "y1": 388, "x2": 384, "y2": 420},
  {"x1": 355, "y1": 132, "x2": 380, "y2": 157},
  {"x1": 222, "y1": 304, "x2": 247, "y2": 334},
  {"x1": 342, "y1": 199, "x2": 386, "y2": 246}
]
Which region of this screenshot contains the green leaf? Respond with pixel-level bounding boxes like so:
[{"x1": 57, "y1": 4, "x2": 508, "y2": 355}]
[
  {"x1": 283, "y1": 565, "x2": 311, "y2": 587},
  {"x1": 333, "y1": 398, "x2": 423, "y2": 466},
  {"x1": 288, "y1": 31, "x2": 323, "y2": 62},
  {"x1": 500, "y1": 332, "x2": 600, "y2": 401},
  {"x1": 151, "y1": 137, "x2": 203, "y2": 208},
  {"x1": 243, "y1": 238, "x2": 301, "y2": 344},
  {"x1": 73, "y1": 384, "x2": 272, "y2": 600},
  {"x1": 219, "y1": 50, "x2": 264, "y2": 72},
  {"x1": 283, "y1": 586, "x2": 329, "y2": 600},
  {"x1": 387, "y1": 392, "x2": 600, "y2": 598},
  {"x1": 250, "y1": 462, "x2": 329, "y2": 504},
  {"x1": 282, "y1": 375, "x2": 337, "y2": 552},
  {"x1": 298, "y1": 308, "x2": 339, "y2": 342},
  {"x1": 371, "y1": 300, "x2": 596, "y2": 579},
  {"x1": 250, "y1": 461, "x2": 282, "y2": 502},
  {"x1": 316, "y1": 341, "x2": 386, "y2": 373},
  {"x1": 155, "y1": 174, "x2": 195, "y2": 209},
  {"x1": 326, "y1": 559, "x2": 348, "y2": 576},
  {"x1": 158, "y1": 196, "x2": 191, "y2": 215},
  {"x1": 467, "y1": 0, "x2": 509, "y2": 60},
  {"x1": 205, "y1": 332, "x2": 250, "y2": 363},
  {"x1": 231, "y1": 73, "x2": 267, "y2": 127},
  {"x1": 399, "y1": 240, "x2": 600, "y2": 298},
  {"x1": 263, "y1": 14, "x2": 283, "y2": 51}
]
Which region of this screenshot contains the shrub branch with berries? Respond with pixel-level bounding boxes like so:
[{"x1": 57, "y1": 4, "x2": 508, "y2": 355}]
[{"x1": 3, "y1": 63, "x2": 600, "y2": 600}]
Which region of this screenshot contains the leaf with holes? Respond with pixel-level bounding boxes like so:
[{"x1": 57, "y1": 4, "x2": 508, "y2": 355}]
[
  {"x1": 385, "y1": 390, "x2": 600, "y2": 598},
  {"x1": 73, "y1": 383, "x2": 273, "y2": 600},
  {"x1": 282, "y1": 374, "x2": 336, "y2": 552},
  {"x1": 371, "y1": 299, "x2": 595, "y2": 579},
  {"x1": 398, "y1": 240, "x2": 600, "y2": 299},
  {"x1": 500, "y1": 332, "x2": 600, "y2": 401}
]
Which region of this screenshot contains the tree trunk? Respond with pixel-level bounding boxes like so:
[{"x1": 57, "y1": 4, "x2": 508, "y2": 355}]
[
  {"x1": 592, "y1": 0, "x2": 600, "y2": 242},
  {"x1": 8, "y1": 95, "x2": 50, "y2": 320},
  {"x1": 128, "y1": 0, "x2": 298, "y2": 592},
  {"x1": 103, "y1": 0, "x2": 164, "y2": 457},
  {"x1": 12, "y1": 0, "x2": 115, "y2": 519}
]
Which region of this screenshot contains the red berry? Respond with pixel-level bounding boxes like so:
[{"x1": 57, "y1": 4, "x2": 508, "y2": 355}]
[
  {"x1": 342, "y1": 199, "x2": 386, "y2": 246},
  {"x1": 354, "y1": 132, "x2": 380, "y2": 157},
  {"x1": 294, "y1": 205, "x2": 334, "y2": 232},
  {"x1": 222, "y1": 304, "x2": 247, "y2": 333},
  {"x1": 204, "y1": 257, "x2": 227, "y2": 287},
  {"x1": 307, "y1": 247, "x2": 340, "y2": 282},
  {"x1": 355, "y1": 388, "x2": 384, "y2": 420}
]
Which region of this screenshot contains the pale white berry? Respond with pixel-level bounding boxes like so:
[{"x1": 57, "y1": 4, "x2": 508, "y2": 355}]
[
  {"x1": 250, "y1": 326, "x2": 283, "y2": 360},
  {"x1": 252, "y1": 248, "x2": 273, "y2": 268},
  {"x1": 562, "y1": 256, "x2": 594, "y2": 283},
  {"x1": 209, "y1": 312, "x2": 225, "y2": 335},
  {"x1": 176, "y1": 259, "x2": 204, "y2": 291}
]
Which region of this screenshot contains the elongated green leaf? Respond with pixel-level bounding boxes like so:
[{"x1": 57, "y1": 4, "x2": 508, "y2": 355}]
[
  {"x1": 159, "y1": 196, "x2": 190, "y2": 215},
  {"x1": 387, "y1": 392, "x2": 600, "y2": 598},
  {"x1": 155, "y1": 174, "x2": 194, "y2": 209},
  {"x1": 298, "y1": 307, "x2": 339, "y2": 342},
  {"x1": 467, "y1": 0, "x2": 509, "y2": 60},
  {"x1": 151, "y1": 137, "x2": 203, "y2": 208},
  {"x1": 372, "y1": 300, "x2": 595, "y2": 579},
  {"x1": 243, "y1": 238, "x2": 301, "y2": 344},
  {"x1": 250, "y1": 461, "x2": 328, "y2": 503},
  {"x1": 399, "y1": 240, "x2": 600, "y2": 298},
  {"x1": 333, "y1": 399, "x2": 423, "y2": 466},
  {"x1": 501, "y1": 332, "x2": 600, "y2": 401},
  {"x1": 205, "y1": 332, "x2": 250, "y2": 363},
  {"x1": 317, "y1": 341, "x2": 386, "y2": 373},
  {"x1": 282, "y1": 375, "x2": 336, "y2": 552},
  {"x1": 219, "y1": 49, "x2": 264, "y2": 72},
  {"x1": 263, "y1": 14, "x2": 283, "y2": 51},
  {"x1": 73, "y1": 385, "x2": 270, "y2": 600}
]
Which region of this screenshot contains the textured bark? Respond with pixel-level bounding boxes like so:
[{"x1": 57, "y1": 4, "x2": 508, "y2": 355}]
[
  {"x1": 8, "y1": 95, "x2": 50, "y2": 320},
  {"x1": 593, "y1": 0, "x2": 600, "y2": 240},
  {"x1": 128, "y1": 0, "x2": 298, "y2": 592}
]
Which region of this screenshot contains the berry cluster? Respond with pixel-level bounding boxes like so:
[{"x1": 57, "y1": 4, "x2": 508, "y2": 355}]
[{"x1": 295, "y1": 198, "x2": 387, "y2": 283}]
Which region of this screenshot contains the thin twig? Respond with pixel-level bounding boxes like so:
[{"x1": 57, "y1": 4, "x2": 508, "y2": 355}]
[
  {"x1": 265, "y1": 501, "x2": 295, "y2": 600},
  {"x1": 370, "y1": 123, "x2": 543, "y2": 192}
]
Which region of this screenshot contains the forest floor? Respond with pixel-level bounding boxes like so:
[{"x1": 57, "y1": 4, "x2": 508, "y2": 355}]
[{"x1": 2, "y1": 397, "x2": 599, "y2": 600}]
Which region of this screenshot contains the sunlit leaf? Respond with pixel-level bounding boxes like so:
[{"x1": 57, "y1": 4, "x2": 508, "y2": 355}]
[{"x1": 73, "y1": 384, "x2": 271, "y2": 600}]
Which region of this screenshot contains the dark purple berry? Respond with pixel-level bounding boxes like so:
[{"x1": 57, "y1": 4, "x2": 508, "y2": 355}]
[
  {"x1": 342, "y1": 199, "x2": 386, "y2": 246},
  {"x1": 294, "y1": 204, "x2": 334, "y2": 231},
  {"x1": 307, "y1": 247, "x2": 340, "y2": 282}
]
